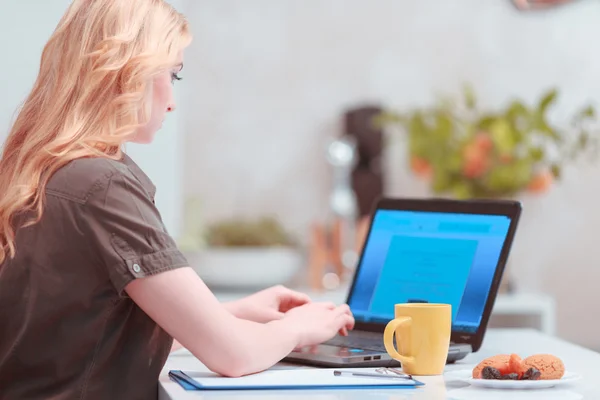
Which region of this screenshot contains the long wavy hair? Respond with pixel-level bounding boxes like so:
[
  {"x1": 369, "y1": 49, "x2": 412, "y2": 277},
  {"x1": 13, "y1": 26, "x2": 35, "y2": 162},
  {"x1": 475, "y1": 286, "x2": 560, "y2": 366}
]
[{"x1": 0, "y1": 0, "x2": 192, "y2": 264}]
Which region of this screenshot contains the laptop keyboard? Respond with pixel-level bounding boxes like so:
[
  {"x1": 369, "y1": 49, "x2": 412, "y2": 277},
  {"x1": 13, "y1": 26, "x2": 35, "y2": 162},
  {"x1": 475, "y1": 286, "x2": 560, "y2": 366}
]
[{"x1": 324, "y1": 331, "x2": 388, "y2": 352}]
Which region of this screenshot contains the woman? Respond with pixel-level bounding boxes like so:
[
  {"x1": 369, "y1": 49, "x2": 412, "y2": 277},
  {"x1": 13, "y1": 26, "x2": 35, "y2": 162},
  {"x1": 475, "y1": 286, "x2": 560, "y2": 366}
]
[{"x1": 0, "y1": 1, "x2": 354, "y2": 399}]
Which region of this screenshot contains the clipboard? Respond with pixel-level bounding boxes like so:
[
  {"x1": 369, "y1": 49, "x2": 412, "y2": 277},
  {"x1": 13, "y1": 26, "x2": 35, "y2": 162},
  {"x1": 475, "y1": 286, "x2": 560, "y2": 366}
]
[{"x1": 169, "y1": 368, "x2": 425, "y2": 391}]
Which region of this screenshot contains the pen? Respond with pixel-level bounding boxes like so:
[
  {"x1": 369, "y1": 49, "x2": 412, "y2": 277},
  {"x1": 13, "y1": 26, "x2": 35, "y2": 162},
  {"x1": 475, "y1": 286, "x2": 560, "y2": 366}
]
[{"x1": 333, "y1": 370, "x2": 413, "y2": 380}]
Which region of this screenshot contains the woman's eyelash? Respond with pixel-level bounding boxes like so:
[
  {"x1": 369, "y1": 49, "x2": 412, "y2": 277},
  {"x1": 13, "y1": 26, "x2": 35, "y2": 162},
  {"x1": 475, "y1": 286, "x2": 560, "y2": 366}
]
[{"x1": 171, "y1": 73, "x2": 182, "y2": 82}]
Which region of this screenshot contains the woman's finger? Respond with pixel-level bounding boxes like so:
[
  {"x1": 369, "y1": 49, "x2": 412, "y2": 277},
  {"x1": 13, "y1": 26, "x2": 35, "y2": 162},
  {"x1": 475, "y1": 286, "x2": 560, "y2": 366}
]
[
  {"x1": 288, "y1": 291, "x2": 311, "y2": 306},
  {"x1": 316, "y1": 301, "x2": 337, "y2": 310},
  {"x1": 335, "y1": 310, "x2": 355, "y2": 331},
  {"x1": 279, "y1": 289, "x2": 312, "y2": 312},
  {"x1": 335, "y1": 304, "x2": 351, "y2": 316}
]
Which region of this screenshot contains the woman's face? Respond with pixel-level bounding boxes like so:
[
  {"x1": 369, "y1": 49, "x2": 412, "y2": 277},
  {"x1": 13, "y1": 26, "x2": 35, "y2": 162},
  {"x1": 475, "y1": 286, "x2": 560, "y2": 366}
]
[{"x1": 131, "y1": 52, "x2": 184, "y2": 144}]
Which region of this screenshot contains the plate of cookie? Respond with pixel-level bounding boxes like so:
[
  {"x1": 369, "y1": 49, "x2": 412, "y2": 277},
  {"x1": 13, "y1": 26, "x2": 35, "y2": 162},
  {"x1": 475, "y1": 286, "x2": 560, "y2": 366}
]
[{"x1": 449, "y1": 353, "x2": 581, "y2": 389}]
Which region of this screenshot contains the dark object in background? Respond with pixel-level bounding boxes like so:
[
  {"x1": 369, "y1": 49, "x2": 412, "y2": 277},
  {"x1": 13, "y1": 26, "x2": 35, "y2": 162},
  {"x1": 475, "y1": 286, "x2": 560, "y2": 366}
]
[
  {"x1": 344, "y1": 105, "x2": 385, "y2": 218},
  {"x1": 512, "y1": 0, "x2": 581, "y2": 11}
]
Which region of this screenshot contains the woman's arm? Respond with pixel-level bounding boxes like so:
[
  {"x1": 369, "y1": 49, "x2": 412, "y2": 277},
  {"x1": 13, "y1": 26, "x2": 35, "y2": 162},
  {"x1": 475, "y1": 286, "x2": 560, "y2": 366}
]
[
  {"x1": 221, "y1": 285, "x2": 312, "y2": 323},
  {"x1": 80, "y1": 170, "x2": 349, "y2": 375},
  {"x1": 126, "y1": 266, "x2": 353, "y2": 377},
  {"x1": 126, "y1": 267, "x2": 296, "y2": 376}
]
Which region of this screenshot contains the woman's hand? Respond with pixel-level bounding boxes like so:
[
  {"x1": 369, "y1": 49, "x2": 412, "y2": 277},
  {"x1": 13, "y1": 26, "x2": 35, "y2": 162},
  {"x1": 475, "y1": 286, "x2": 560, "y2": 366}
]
[
  {"x1": 225, "y1": 285, "x2": 311, "y2": 323},
  {"x1": 279, "y1": 302, "x2": 355, "y2": 348}
]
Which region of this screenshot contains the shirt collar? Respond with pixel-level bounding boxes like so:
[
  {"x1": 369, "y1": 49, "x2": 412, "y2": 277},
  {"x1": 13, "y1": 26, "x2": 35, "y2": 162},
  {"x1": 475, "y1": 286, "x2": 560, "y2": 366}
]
[{"x1": 120, "y1": 152, "x2": 157, "y2": 200}]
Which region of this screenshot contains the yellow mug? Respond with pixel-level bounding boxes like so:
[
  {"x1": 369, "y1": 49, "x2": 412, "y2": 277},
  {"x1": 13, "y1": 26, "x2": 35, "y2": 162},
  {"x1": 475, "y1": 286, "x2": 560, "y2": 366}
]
[{"x1": 383, "y1": 303, "x2": 451, "y2": 376}]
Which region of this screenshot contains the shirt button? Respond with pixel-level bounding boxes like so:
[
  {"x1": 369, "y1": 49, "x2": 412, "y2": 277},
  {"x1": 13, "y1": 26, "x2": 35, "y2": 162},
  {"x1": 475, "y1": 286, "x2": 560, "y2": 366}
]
[{"x1": 132, "y1": 263, "x2": 141, "y2": 273}]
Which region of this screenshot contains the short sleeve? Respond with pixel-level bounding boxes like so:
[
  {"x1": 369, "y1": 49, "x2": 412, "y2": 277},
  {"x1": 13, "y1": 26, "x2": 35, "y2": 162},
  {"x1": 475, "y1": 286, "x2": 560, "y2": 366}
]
[{"x1": 83, "y1": 171, "x2": 189, "y2": 296}]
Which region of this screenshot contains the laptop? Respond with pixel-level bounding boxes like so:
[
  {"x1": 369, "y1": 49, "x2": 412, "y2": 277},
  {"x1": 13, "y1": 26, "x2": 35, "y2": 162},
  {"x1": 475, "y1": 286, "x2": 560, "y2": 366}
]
[{"x1": 284, "y1": 197, "x2": 522, "y2": 368}]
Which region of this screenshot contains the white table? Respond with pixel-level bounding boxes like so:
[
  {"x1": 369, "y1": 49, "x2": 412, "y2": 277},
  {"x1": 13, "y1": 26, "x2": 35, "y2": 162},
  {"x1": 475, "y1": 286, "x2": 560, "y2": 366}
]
[
  {"x1": 212, "y1": 287, "x2": 557, "y2": 335},
  {"x1": 159, "y1": 328, "x2": 599, "y2": 399}
]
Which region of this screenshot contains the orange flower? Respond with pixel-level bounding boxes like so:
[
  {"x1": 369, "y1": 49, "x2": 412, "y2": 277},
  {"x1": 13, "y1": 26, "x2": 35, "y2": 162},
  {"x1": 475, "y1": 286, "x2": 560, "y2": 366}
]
[
  {"x1": 462, "y1": 140, "x2": 490, "y2": 178},
  {"x1": 462, "y1": 156, "x2": 489, "y2": 178},
  {"x1": 410, "y1": 155, "x2": 432, "y2": 178},
  {"x1": 527, "y1": 170, "x2": 553, "y2": 193},
  {"x1": 473, "y1": 132, "x2": 493, "y2": 153}
]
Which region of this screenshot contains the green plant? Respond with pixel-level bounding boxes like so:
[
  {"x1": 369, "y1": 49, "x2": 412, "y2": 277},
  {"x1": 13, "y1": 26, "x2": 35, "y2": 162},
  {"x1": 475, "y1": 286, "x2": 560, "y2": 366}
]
[
  {"x1": 204, "y1": 217, "x2": 296, "y2": 247},
  {"x1": 375, "y1": 85, "x2": 599, "y2": 199}
]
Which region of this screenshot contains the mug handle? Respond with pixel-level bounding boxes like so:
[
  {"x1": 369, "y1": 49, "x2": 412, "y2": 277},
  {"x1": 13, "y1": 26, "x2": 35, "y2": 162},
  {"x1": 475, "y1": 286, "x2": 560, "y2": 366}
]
[{"x1": 383, "y1": 317, "x2": 415, "y2": 364}]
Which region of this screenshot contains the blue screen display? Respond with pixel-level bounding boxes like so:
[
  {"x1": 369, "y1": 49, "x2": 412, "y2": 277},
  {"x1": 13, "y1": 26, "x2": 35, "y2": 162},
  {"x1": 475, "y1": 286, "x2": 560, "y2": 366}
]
[{"x1": 348, "y1": 210, "x2": 511, "y2": 333}]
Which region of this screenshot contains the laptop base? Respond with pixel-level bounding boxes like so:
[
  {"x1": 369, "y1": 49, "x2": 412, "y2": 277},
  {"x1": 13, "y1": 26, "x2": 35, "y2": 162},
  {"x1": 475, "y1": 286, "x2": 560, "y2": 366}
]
[{"x1": 283, "y1": 342, "x2": 472, "y2": 368}]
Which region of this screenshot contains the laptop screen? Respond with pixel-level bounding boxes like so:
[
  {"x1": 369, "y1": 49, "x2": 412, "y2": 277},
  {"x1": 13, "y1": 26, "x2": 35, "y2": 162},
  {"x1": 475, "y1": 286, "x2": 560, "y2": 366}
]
[{"x1": 348, "y1": 209, "x2": 511, "y2": 334}]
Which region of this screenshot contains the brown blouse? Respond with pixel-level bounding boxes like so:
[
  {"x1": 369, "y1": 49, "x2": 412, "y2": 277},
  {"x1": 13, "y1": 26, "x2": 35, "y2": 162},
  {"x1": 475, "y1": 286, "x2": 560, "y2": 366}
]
[{"x1": 0, "y1": 153, "x2": 188, "y2": 400}]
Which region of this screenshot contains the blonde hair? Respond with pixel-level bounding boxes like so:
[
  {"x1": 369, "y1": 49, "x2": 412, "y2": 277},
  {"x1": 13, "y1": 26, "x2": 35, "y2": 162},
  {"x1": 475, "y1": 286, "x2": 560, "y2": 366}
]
[{"x1": 0, "y1": 0, "x2": 192, "y2": 264}]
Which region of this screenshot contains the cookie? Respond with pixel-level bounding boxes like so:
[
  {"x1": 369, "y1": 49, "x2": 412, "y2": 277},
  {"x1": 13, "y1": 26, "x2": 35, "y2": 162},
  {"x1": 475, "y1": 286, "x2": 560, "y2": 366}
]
[
  {"x1": 472, "y1": 354, "x2": 511, "y2": 378},
  {"x1": 521, "y1": 354, "x2": 565, "y2": 380}
]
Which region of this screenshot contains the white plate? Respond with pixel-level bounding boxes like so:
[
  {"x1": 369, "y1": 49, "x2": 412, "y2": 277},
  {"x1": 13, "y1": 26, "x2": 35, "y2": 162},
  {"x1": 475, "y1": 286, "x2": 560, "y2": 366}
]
[
  {"x1": 446, "y1": 369, "x2": 581, "y2": 390},
  {"x1": 447, "y1": 387, "x2": 583, "y2": 400}
]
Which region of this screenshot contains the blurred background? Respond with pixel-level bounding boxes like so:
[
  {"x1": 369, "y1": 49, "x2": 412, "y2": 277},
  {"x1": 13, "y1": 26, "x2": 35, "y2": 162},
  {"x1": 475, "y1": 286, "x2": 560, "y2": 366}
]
[{"x1": 2, "y1": 0, "x2": 599, "y2": 351}]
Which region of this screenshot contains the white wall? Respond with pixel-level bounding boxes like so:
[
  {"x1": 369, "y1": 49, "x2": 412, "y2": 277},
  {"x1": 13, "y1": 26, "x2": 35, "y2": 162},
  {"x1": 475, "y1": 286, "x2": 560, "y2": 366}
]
[
  {"x1": 0, "y1": 0, "x2": 71, "y2": 138},
  {"x1": 182, "y1": 0, "x2": 600, "y2": 349},
  {"x1": 0, "y1": 0, "x2": 185, "y2": 237}
]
